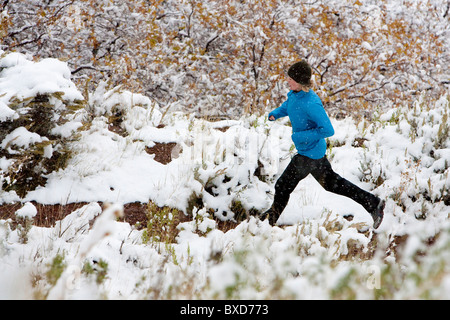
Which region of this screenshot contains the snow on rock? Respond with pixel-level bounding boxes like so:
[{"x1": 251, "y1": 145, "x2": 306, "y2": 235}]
[{"x1": 15, "y1": 202, "x2": 37, "y2": 219}]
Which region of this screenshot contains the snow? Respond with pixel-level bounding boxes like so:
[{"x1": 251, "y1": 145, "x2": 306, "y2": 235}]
[
  {"x1": 0, "y1": 52, "x2": 83, "y2": 105},
  {"x1": 1, "y1": 127, "x2": 45, "y2": 151},
  {"x1": 15, "y1": 202, "x2": 37, "y2": 219},
  {"x1": 0, "y1": 51, "x2": 449, "y2": 299},
  {"x1": 0, "y1": 101, "x2": 16, "y2": 122}
]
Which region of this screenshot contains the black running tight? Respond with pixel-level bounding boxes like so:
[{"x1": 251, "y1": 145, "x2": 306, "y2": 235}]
[{"x1": 271, "y1": 154, "x2": 380, "y2": 217}]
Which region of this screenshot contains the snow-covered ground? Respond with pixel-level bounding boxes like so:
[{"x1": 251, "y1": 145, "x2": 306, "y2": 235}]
[{"x1": 1, "y1": 52, "x2": 449, "y2": 299}]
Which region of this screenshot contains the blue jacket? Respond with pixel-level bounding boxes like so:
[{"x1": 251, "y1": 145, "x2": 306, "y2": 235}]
[{"x1": 269, "y1": 90, "x2": 335, "y2": 160}]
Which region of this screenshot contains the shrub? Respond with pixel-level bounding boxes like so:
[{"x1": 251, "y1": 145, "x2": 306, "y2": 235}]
[{"x1": 0, "y1": 53, "x2": 86, "y2": 197}]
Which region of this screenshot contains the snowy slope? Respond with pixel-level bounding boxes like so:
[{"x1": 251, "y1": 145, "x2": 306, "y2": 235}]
[{"x1": 1, "y1": 52, "x2": 449, "y2": 299}]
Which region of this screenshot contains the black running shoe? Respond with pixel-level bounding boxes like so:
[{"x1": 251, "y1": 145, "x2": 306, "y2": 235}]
[{"x1": 259, "y1": 208, "x2": 279, "y2": 226}]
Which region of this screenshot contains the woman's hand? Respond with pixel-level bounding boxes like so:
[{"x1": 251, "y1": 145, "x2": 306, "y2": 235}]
[{"x1": 269, "y1": 115, "x2": 275, "y2": 121}]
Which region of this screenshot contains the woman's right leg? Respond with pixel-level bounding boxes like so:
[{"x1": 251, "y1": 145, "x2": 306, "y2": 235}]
[{"x1": 264, "y1": 154, "x2": 312, "y2": 224}]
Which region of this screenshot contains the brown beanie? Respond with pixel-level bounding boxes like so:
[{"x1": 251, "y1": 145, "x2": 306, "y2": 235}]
[{"x1": 288, "y1": 61, "x2": 312, "y2": 86}]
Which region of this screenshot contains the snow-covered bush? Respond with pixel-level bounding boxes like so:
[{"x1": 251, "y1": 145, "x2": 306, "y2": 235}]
[
  {"x1": 85, "y1": 81, "x2": 162, "y2": 136},
  {"x1": 352, "y1": 94, "x2": 450, "y2": 234},
  {"x1": 14, "y1": 202, "x2": 37, "y2": 244},
  {"x1": 0, "y1": 52, "x2": 85, "y2": 197}
]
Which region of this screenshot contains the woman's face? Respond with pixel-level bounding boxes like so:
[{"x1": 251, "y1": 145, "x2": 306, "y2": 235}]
[{"x1": 288, "y1": 77, "x2": 303, "y2": 91}]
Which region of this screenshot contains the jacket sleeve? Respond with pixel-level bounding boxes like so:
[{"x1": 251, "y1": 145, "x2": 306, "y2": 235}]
[
  {"x1": 291, "y1": 102, "x2": 335, "y2": 143},
  {"x1": 269, "y1": 100, "x2": 288, "y2": 120}
]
